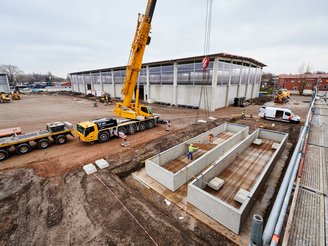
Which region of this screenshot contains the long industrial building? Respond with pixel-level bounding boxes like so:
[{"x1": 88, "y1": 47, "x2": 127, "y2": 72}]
[
  {"x1": 69, "y1": 53, "x2": 265, "y2": 111},
  {"x1": 0, "y1": 74, "x2": 10, "y2": 93}
]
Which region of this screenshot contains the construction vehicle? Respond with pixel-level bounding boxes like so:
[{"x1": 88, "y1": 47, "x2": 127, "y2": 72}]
[
  {"x1": 274, "y1": 89, "x2": 290, "y2": 103},
  {"x1": 76, "y1": 117, "x2": 158, "y2": 143},
  {"x1": 99, "y1": 92, "x2": 111, "y2": 104},
  {"x1": 76, "y1": 0, "x2": 161, "y2": 144},
  {"x1": 11, "y1": 90, "x2": 21, "y2": 100},
  {"x1": 0, "y1": 92, "x2": 11, "y2": 103},
  {"x1": 258, "y1": 106, "x2": 300, "y2": 123},
  {"x1": 0, "y1": 122, "x2": 74, "y2": 161},
  {"x1": 279, "y1": 88, "x2": 291, "y2": 98},
  {"x1": 113, "y1": 0, "x2": 157, "y2": 120}
]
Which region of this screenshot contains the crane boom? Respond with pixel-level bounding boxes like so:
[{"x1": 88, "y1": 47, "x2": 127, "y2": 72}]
[{"x1": 114, "y1": 0, "x2": 157, "y2": 120}]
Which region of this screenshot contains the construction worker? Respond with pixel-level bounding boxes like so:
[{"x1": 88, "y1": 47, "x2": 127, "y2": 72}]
[
  {"x1": 241, "y1": 109, "x2": 246, "y2": 119},
  {"x1": 165, "y1": 120, "x2": 171, "y2": 131},
  {"x1": 187, "y1": 144, "x2": 199, "y2": 160},
  {"x1": 208, "y1": 132, "x2": 214, "y2": 144},
  {"x1": 288, "y1": 114, "x2": 293, "y2": 122},
  {"x1": 117, "y1": 131, "x2": 130, "y2": 147}
]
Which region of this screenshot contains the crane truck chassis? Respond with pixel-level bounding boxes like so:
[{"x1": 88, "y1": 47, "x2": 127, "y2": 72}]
[
  {"x1": 0, "y1": 122, "x2": 74, "y2": 161},
  {"x1": 76, "y1": 115, "x2": 160, "y2": 143}
]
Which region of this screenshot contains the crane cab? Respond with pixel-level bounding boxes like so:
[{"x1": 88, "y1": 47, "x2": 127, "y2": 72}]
[{"x1": 76, "y1": 121, "x2": 98, "y2": 143}]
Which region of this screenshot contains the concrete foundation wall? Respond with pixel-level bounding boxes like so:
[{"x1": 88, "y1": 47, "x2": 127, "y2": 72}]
[
  {"x1": 145, "y1": 159, "x2": 176, "y2": 191},
  {"x1": 188, "y1": 129, "x2": 288, "y2": 234},
  {"x1": 188, "y1": 182, "x2": 242, "y2": 231},
  {"x1": 146, "y1": 123, "x2": 249, "y2": 192}
]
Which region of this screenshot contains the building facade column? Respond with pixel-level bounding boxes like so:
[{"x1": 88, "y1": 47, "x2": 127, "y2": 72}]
[
  {"x1": 69, "y1": 74, "x2": 74, "y2": 92},
  {"x1": 111, "y1": 69, "x2": 115, "y2": 98},
  {"x1": 82, "y1": 74, "x2": 86, "y2": 93},
  {"x1": 173, "y1": 62, "x2": 178, "y2": 106},
  {"x1": 236, "y1": 60, "x2": 243, "y2": 97},
  {"x1": 245, "y1": 63, "x2": 252, "y2": 98},
  {"x1": 75, "y1": 74, "x2": 81, "y2": 93},
  {"x1": 5, "y1": 74, "x2": 10, "y2": 93},
  {"x1": 146, "y1": 65, "x2": 150, "y2": 102},
  {"x1": 225, "y1": 60, "x2": 233, "y2": 106},
  {"x1": 252, "y1": 68, "x2": 262, "y2": 98},
  {"x1": 90, "y1": 72, "x2": 94, "y2": 91},
  {"x1": 99, "y1": 71, "x2": 104, "y2": 93},
  {"x1": 210, "y1": 57, "x2": 219, "y2": 111}
]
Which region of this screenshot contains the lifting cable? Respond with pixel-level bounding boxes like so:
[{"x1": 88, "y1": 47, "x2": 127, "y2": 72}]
[{"x1": 196, "y1": 0, "x2": 213, "y2": 124}]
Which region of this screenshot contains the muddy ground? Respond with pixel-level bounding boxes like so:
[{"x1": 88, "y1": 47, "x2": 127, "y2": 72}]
[{"x1": 0, "y1": 94, "x2": 309, "y2": 245}]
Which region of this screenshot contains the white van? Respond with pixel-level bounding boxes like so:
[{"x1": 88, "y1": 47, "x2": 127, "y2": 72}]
[{"x1": 258, "y1": 106, "x2": 301, "y2": 123}]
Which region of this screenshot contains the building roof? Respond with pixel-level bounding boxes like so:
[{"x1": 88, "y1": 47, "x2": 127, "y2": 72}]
[
  {"x1": 70, "y1": 52, "x2": 266, "y2": 75},
  {"x1": 279, "y1": 73, "x2": 328, "y2": 79}
]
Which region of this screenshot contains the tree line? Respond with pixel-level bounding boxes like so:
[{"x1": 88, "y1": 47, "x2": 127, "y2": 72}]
[{"x1": 0, "y1": 64, "x2": 67, "y2": 86}]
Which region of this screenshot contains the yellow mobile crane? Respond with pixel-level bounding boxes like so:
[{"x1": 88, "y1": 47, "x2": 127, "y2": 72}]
[
  {"x1": 114, "y1": 0, "x2": 157, "y2": 120},
  {"x1": 76, "y1": 0, "x2": 160, "y2": 144}
]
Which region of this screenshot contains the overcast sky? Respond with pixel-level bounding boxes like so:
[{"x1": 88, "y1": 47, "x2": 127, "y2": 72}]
[{"x1": 1, "y1": 0, "x2": 327, "y2": 78}]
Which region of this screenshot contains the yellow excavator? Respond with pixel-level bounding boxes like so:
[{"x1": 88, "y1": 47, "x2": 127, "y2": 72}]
[
  {"x1": 274, "y1": 89, "x2": 290, "y2": 103},
  {"x1": 76, "y1": 0, "x2": 160, "y2": 144},
  {"x1": 11, "y1": 90, "x2": 21, "y2": 100},
  {"x1": 0, "y1": 92, "x2": 11, "y2": 103},
  {"x1": 114, "y1": 0, "x2": 157, "y2": 120}
]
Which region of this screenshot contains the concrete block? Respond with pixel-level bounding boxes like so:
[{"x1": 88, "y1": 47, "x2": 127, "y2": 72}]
[
  {"x1": 208, "y1": 177, "x2": 224, "y2": 190},
  {"x1": 95, "y1": 159, "x2": 109, "y2": 169},
  {"x1": 253, "y1": 138, "x2": 262, "y2": 145},
  {"x1": 271, "y1": 142, "x2": 280, "y2": 150},
  {"x1": 234, "y1": 188, "x2": 250, "y2": 204},
  {"x1": 83, "y1": 164, "x2": 97, "y2": 175}
]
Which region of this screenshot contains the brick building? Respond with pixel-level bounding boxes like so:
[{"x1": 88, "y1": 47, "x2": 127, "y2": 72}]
[{"x1": 278, "y1": 74, "x2": 328, "y2": 93}]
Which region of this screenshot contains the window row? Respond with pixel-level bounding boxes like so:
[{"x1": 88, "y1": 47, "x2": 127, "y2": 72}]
[{"x1": 72, "y1": 62, "x2": 262, "y2": 86}]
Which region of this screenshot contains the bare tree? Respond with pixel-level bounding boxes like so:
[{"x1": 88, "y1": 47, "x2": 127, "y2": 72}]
[
  {"x1": 0, "y1": 64, "x2": 23, "y2": 85},
  {"x1": 298, "y1": 63, "x2": 312, "y2": 95}
]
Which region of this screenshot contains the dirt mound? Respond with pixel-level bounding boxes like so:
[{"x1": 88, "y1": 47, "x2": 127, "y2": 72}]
[{"x1": 246, "y1": 95, "x2": 274, "y2": 105}]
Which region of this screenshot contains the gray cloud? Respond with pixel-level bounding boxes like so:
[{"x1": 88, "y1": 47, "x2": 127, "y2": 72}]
[{"x1": 0, "y1": 0, "x2": 327, "y2": 77}]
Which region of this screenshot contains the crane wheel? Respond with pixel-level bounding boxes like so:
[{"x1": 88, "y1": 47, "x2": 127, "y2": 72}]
[
  {"x1": 37, "y1": 139, "x2": 50, "y2": 149},
  {"x1": 0, "y1": 149, "x2": 9, "y2": 161},
  {"x1": 55, "y1": 135, "x2": 67, "y2": 145},
  {"x1": 139, "y1": 122, "x2": 147, "y2": 131},
  {"x1": 16, "y1": 143, "x2": 32, "y2": 155},
  {"x1": 98, "y1": 131, "x2": 110, "y2": 143},
  {"x1": 118, "y1": 127, "x2": 127, "y2": 135},
  {"x1": 146, "y1": 120, "x2": 155, "y2": 129},
  {"x1": 127, "y1": 124, "x2": 136, "y2": 135}
]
